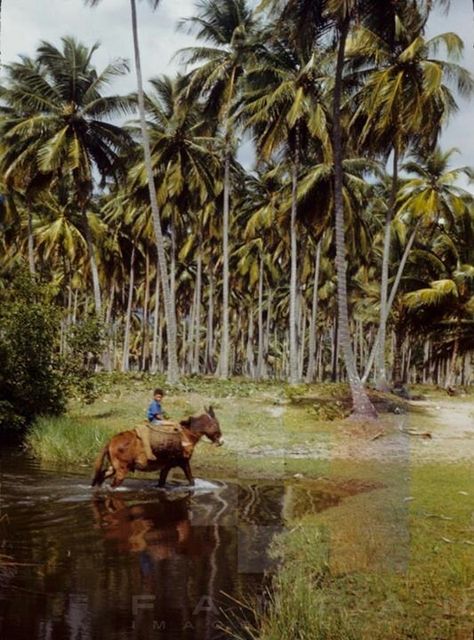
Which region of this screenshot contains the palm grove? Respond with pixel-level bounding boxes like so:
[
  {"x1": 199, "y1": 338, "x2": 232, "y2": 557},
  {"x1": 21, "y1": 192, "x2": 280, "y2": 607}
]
[{"x1": 0, "y1": 0, "x2": 473, "y2": 424}]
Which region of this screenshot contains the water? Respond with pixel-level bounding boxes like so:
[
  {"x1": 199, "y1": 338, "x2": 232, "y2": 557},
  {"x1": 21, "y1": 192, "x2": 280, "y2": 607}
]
[{"x1": 0, "y1": 448, "x2": 364, "y2": 640}]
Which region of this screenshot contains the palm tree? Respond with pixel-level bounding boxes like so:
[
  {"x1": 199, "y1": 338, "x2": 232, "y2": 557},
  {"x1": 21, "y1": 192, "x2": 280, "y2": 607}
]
[
  {"x1": 348, "y1": 11, "x2": 473, "y2": 390},
  {"x1": 178, "y1": 0, "x2": 260, "y2": 378},
  {"x1": 238, "y1": 31, "x2": 331, "y2": 383},
  {"x1": 0, "y1": 37, "x2": 132, "y2": 314},
  {"x1": 85, "y1": 0, "x2": 180, "y2": 383}
]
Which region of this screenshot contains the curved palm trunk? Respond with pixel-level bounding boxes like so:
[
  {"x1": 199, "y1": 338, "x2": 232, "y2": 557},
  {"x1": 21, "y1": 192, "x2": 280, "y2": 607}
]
[
  {"x1": 362, "y1": 221, "x2": 420, "y2": 383},
  {"x1": 375, "y1": 145, "x2": 399, "y2": 392},
  {"x1": 333, "y1": 20, "x2": 376, "y2": 418},
  {"x1": 219, "y1": 146, "x2": 231, "y2": 378},
  {"x1": 130, "y1": 0, "x2": 179, "y2": 383},
  {"x1": 289, "y1": 142, "x2": 299, "y2": 384}
]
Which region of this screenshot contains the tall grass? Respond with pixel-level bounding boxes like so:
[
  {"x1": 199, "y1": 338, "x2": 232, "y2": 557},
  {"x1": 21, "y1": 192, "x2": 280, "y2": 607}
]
[{"x1": 26, "y1": 416, "x2": 117, "y2": 466}]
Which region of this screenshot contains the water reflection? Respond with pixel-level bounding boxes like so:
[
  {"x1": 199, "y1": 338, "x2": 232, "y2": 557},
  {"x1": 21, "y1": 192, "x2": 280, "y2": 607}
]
[{"x1": 0, "y1": 450, "x2": 378, "y2": 640}]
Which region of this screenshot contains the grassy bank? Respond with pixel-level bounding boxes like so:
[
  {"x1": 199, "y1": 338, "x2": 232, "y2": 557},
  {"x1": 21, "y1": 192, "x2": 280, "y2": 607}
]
[
  {"x1": 26, "y1": 374, "x2": 412, "y2": 473},
  {"x1": 250, "y1": 461, "x2": 474, "y2": 640},
  {"x1": 24, "y1": 375, "x2": 474, "y2": 638}
]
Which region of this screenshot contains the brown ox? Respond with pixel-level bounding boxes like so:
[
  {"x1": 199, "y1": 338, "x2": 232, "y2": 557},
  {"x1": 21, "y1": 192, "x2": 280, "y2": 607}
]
[{"x1": 91, "y1": 406, "x2": 223, "y2": 489}]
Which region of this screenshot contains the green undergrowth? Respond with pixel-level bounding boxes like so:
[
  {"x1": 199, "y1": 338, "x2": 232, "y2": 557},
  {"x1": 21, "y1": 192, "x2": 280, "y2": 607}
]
[
  {"x1": 24, "y1": 376, "x2": 341, "y2": 470},
  {"x1": 26, "y1": 415, "x2": 118, "y2": 466},
  {"x1": 249, "y1": 461, "x2": 474, "y2": 640}
]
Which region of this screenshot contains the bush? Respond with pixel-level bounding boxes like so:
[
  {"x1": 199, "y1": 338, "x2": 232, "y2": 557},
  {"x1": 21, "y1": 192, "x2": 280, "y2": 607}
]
[
  {"x1": 0, "y1": 271, "x2": 66, "y2": 433},
  {"x1": 63, "y1": 315, "x2": 106, "y2": 403}
]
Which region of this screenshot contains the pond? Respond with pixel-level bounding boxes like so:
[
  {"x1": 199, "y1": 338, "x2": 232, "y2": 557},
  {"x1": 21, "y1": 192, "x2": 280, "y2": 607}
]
[{"x1": 0, "y1": 447, "x2": 366, "y2": 640}]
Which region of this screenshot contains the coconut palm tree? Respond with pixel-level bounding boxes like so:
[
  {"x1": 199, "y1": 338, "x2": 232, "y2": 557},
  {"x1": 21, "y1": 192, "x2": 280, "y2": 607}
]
[
  {"x1": 85, "y1": 0, "x2": 180, "y2": 383},
  {"x1": 178, "y1": 0, "x2": 260, "y2": 378},
  {"x1": 361, "y1": 147, "x2": 474, "y2": 383},
  {"x1": 348, "y1": 11, "x2": 473, "y2": 390},
  {"x1": 0, "y1": 37, "x2": 132, "y2": 314},
  {"x1": 238, "y1": 31, "x2": 331, "y2": 383}
]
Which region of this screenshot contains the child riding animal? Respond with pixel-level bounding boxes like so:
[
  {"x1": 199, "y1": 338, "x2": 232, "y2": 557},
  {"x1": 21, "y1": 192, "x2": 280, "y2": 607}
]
[{"x1": 134, "y1": 388, "x2": 180, "y2": 464}]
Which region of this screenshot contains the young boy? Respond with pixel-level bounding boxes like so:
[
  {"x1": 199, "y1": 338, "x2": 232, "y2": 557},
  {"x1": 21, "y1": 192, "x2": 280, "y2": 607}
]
[
  {"x1": 147, "y1": 388, "x2": 166, "y2": 425},
  {"x1": 135, "y1": 389, "x2": 175, "y2": 463}
]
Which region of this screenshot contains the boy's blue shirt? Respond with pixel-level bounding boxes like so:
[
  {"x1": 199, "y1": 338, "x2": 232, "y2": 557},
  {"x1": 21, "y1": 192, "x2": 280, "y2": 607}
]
[{"x1": 147, "y1": 399, "x2": 162, "y2": 422}]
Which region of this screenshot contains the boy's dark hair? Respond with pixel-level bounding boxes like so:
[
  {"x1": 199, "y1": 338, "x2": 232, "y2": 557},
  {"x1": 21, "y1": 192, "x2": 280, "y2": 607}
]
[{"x1": 154, "y1": 388, "x2": 164, "y2": 396}]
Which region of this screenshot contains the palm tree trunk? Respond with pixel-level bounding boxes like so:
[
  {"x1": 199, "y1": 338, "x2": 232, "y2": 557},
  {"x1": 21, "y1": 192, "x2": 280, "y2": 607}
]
[
  {"x1": 206, "y1": 271, "x2": 214, "y2": 372},
  {"x1": 333, "y1": 19, "x2": 376, "y2": 418},
  {"x1": 130, "y1": 0, "x2": 178, "y2": 383},
  {"x1": 82, "y1": 210, "x2": 102, "y2": 315},
  {"x1": 375, "y1": 145, "x2": 399, "y2": 392},
  {"x1": 289, "y1": 141, "x2": 299, "y2": 384},
  {"x1": 187, "y1": 286, "x2": 197, "y2": 373},
  {"x1": 122, "y1": 245, "x2": 135, "y2": 373},
  {"x1": 446, "y1": 330, "x2": 460, "y2": 389},
  {"x1": 305, "y1": 242, "x2": 321, "y2": 382},
  {"x1": 141, "y1": 250, "x2": 150, "y2": 371},
  {"x1": 151, "y1": 258, "x2": 160, "y2": 373},
  {"x1": 193, "y1": 245, "x2": 202, "y2": 374},
  {"x1": 362, "y1": 221, "x2": 420, "y2": 383},
  {"x1": 219, "y1": 146, "x2": 231, "y2": 378},
  {"x1": 256, "y1": 253, "x2": 265, "y2": 379},
  {"x1": 104, "y1": 281, "x2": 115, "y2": 372},
  {"x1": 27, "y1": 211, "x2": 35, "y2": 275}
]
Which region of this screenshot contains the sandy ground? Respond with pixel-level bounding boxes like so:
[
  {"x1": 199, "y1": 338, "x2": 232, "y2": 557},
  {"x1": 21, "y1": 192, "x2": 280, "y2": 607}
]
[
  {"x1": 331, "y1": 396, "x2": 474, "y2": 463},
  {"x1": 245, "y1": 396, "x2": 474, "y2": 464}
]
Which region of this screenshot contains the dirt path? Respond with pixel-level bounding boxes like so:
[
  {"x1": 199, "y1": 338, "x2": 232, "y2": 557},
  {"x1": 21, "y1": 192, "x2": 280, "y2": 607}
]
[{"x1": 331, "y1": 396, "x2": 474, "y2": 463}]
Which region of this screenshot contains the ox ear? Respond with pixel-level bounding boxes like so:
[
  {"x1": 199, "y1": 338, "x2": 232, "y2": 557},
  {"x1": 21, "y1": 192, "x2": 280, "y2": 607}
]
[
  {"x1": 180, "y1": 417, "x2": 191, "y2": 427},
  {"x1": 208, "y1": 405, "x2": 216, "y2": 418}
]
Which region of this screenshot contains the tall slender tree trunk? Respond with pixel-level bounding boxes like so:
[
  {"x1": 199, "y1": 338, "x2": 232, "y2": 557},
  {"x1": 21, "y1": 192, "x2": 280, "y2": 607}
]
[
  {"x1": 151, "y1": 258, "x2": 160, "y2": 373},
  {"x1": 104, "y1": 281, "x2": 115, "y2": 372},
  {"x1": 193, "y1": 246, "x2": 202, "y2": 374},
  {"x1": 445, "y1": 329, "x2": 460, "y2": 389},
  {"x1": 305, "y1": 242, "x2": 321, "y2": 382},
  {"x1": 122, "y1": 246, "x2": 135, "y2": 373},
  {"x1": 256, "y1": 253, "x2": 265, "y2": 379},
  {"x1": 332, "y1": 19, "x2": 377, "y2": 418},
  {"x1": 362, "y1": 221, "x2": 420, "y2": 383},
  {"x1": 141, "y1": 250, "x2": 150, "y2": 371},
  {"x1": 82, "y1": 210, "x2": 101, "y2": 315},
  {"x1": 375, "y1": 145, "x2": 399, "y2": 392},
  {"x1": 27, "y1": 211, "x2": 35, "y2": 275},
  {"x1": 130, "y1": 0, "x2": 178, "y2": 383},
  {"x1": 219, "y1": 146, "x2": 231, "y2": 378},
  {"x1": 206, "y1": 272, "x2": 214, "y2": 372},
  {"x1": 289, "y1": 141, "x2": 299, "y2": 384}
]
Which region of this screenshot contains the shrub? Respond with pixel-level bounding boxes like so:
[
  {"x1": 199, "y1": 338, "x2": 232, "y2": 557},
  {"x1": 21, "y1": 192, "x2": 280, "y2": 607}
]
[{"x1": 0, "y1": 271, "x2": 66, "y2": 433}]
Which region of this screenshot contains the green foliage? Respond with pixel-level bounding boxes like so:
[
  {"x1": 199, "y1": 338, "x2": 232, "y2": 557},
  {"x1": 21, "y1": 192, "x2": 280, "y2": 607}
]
[
  {"x1": 26, "y1": 414, "x2": 116, "y2": 466},
  {"x1": 63, "y1": 316, "x2": 106, "y2": 403},
  {"x1": 0, "y1": 271, "x2": 66, "y2": 433}
]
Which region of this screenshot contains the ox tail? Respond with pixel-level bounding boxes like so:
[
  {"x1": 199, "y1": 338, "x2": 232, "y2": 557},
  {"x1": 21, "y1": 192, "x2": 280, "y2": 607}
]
[{"x1": 91, "y1": 443, "x2": 110, "y2": 487}]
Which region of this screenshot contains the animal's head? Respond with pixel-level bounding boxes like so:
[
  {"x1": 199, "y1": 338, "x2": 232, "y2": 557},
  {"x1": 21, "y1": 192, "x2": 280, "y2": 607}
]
[{"x1": 204, "y1": 405, "x2": 223, "y2": 446}]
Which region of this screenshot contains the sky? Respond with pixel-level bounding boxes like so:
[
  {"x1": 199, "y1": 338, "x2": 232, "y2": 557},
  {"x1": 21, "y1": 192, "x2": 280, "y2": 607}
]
[{"x1": 1, "y1": 0, "x2": 474, "y2": 183}]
